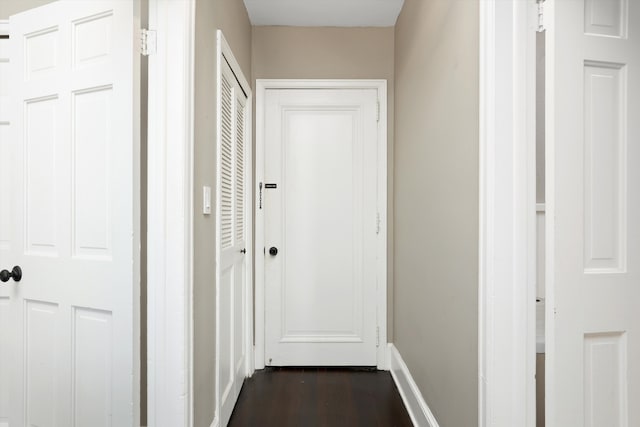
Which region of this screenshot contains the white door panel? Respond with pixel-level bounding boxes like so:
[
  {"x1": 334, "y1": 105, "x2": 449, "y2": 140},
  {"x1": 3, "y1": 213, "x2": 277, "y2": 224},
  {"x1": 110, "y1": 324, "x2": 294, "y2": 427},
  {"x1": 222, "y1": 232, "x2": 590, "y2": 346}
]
[
  {"x1": 547, "y1": 0, "x2": 640, "y2": 425},
  {"x1": 217, "y1": 56, "x2": 249, "y2": 427},
  {"x1": 0, "y1": 34, "x2": 12, "y2": 427},
  {"x1": 264, "y1": 88, "x2": 378, "y2": 366},
  {"x1": 1, "y1": 2, "x2": 136, "y2": 426}
]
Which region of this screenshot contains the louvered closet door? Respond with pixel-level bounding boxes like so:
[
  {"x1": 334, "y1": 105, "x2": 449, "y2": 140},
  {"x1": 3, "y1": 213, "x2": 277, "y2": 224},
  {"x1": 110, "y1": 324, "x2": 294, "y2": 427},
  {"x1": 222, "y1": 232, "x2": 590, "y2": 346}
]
[{"x1": 217, "y1": 57, "x2": 248, "y2": 427}]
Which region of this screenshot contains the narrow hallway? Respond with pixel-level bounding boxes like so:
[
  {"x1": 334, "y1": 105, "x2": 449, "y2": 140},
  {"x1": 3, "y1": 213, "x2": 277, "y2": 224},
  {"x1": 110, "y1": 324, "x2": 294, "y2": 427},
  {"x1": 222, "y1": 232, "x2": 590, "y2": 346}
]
[{"x1": 228, "y1": 368, "x2": 413, "y2": 427}]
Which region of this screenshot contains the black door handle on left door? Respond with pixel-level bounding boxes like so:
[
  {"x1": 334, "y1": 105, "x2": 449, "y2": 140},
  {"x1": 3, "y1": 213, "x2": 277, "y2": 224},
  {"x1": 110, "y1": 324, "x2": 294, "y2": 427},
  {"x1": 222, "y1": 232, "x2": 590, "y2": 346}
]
[
  {"x1": 0, "y1": 266, "x2": 22, "y2": 283},
  {"x1": 269, "y1": 247, "x2": 278, "y2": 256}
]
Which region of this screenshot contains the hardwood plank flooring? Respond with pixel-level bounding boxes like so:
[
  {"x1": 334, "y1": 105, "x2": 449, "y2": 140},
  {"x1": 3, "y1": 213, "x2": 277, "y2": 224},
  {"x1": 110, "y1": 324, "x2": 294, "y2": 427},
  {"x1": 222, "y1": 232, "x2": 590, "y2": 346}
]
[{"x1": 228, "y1": 367, "x2": 413, "y2": 427}]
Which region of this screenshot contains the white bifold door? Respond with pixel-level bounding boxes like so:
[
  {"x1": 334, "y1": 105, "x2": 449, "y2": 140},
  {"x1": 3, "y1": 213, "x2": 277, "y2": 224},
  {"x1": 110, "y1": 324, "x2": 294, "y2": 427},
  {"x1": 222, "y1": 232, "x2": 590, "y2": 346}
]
[
  {"x1": 547, "y1": 0, "x2": 639, "y2": 426},
  {"x1": 0, "y1": 2, "x2": 137, "y2": 426},
  {"x1": 216, "y1": 54, "x2": 250, "y2": 427},
  {"x1": 263, "y1": 88, "x2": 379, "y2": 367}
]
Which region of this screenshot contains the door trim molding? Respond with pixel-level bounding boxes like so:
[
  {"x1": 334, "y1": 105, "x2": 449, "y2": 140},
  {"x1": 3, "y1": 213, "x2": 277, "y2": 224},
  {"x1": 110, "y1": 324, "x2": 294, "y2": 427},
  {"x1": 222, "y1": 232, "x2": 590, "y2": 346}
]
[
  {"x1": 0, "y1": 20, "x2": 8, "y2": 36},
  {"x1": 147, "y1": 0, "x2": 196, "y2": 426},
  {"x1": 478, "y1": 1, "x2": 537, "y2": 426},
  {"x1": 214, "y1": 29, "x2": 254, "y2": 423},
  {"x1": 254, "y1": 79, "x2": 388, "y2": 370}
]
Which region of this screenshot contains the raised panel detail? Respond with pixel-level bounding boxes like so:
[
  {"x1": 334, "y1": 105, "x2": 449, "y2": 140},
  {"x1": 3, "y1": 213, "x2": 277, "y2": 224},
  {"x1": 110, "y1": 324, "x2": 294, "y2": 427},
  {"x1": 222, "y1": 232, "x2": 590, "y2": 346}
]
[
  {"x1": 584, "y1": 332, "x2": 628, "y2": 427},
  {"x1": 73, "y1": 307, "x2": 112, "y2": 427},
  {"x1": 219, "y1": 266, "x2": 233, "y2": 401},
  {"x1": 282, "y1": 110, "x2": 363, "y2": 342},
  {"x1": 585, "y1": 0, "x2": 627, "y2": 38},
  {"x1": 0, "y1": 57, "x2": 9, "y2": 99},
  {"x1": 0, "y1": 298, "x2": 9, "y2": 427},
  {"x1": 583, "y1": 63, "x2": 626, "y2": 273},
  {"x1": 26, "y1": 97, "x2": 58, "y2": 256},
  {"x1": 234, "y1": 262, "x2": 245, "y2": 363},
  {"x1": 25, "y1": 300, "x2": 58, "y2": 427},
  {"x1": 0, "y1": 124, "x2": 10, "y2": 250},
  {"x1": 25, "y1": 27, "x2": 58, "y2": 79},
  {"x1": 72, "y1": 87, "x2": 112, "y2": 259},
  {"x1": 73, "y1": 12, "x2": 113, "y2": 69}
]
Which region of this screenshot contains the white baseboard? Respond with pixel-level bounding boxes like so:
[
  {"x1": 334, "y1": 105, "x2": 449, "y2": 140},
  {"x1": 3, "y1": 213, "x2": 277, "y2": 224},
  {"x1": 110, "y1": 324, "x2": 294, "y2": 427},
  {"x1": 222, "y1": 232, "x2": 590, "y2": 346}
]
[{"x1": 389, "y1": 344, "x2": 440, "y2": 427}]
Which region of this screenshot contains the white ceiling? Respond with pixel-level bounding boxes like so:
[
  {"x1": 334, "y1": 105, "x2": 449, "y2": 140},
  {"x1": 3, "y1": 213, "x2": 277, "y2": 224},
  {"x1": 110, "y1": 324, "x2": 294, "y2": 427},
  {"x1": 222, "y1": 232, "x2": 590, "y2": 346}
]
[{"x1": 243, "y1": 0, "x2": 405, "y2": 27}]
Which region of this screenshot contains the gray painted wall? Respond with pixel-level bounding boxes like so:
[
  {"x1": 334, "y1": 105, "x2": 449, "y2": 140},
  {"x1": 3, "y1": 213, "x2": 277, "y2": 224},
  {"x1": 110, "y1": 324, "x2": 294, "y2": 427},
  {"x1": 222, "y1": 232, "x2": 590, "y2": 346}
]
[
  {"x1": 0, "y1": 0, "x2": 56, "y2": 18},
  {"x1": 251, "y1": 25, "x2": 396, "y2": 338},
  {"x1": 193, "y1": 1, "x2": 252, "y2": 426},
  {"x1": 394, "y1": 0, "x2": 479, "y2": 425}
]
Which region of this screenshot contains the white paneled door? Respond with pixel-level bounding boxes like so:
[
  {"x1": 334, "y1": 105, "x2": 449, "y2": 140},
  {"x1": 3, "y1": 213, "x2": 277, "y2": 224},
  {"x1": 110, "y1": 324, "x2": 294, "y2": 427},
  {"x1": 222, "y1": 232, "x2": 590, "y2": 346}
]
[
  {"x1": 0, "y1": 32, "x2": 11, "y2": 427},
  {"x1": 264, "y1": 88, "x2": 379, "y2": 366},
  {"x1": 547, "y1": 0, "x2": 639, "y2": 425},
  {"x1": 0, "y1": 2, "x2": 136, "y2": 426},
  {"x1": 216, "y1": 54, "x2": 250, "y2": 427}
]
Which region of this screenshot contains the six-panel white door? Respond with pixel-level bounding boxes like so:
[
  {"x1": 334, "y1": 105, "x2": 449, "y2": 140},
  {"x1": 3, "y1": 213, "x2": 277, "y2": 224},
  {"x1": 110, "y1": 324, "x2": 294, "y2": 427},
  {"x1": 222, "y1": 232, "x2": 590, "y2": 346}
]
[
  {"x1": 0, "y1": 2, "x2": 136, "y2": 426},
  {"x1": 0, "y1": 31, "x2": 11, "y2": 427},
  {"x1": 217, "y1": 56, "x2": 249, "y2": 427},
  {"x1": 264, "y1": 88, "x2": 379, "y2": 366},
  {"x1": 547, "y1": 0, "x2": 640, "y2": 425}
]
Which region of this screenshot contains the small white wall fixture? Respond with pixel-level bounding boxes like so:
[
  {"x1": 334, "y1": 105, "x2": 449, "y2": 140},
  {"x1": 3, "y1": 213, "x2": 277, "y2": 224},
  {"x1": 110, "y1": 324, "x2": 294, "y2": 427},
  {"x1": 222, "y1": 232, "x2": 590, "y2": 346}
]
[
  {"x1": 147, "y1": 0, "x2": 196, "y2": 426},
  {"x1": 255, "y1": 79, "x2": 388, "y2": 371},
  {"x1": 479, "y1": 1, "x2": 538, "y2": 426}
]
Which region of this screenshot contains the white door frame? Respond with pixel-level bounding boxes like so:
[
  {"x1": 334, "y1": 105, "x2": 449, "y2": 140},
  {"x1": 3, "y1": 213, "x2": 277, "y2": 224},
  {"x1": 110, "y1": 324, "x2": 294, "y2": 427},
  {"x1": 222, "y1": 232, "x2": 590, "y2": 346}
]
[
  {"x1": 254, "y1": 79, "x2": 388, "y2": 371},
  {"x1": 478, "y1": 1, "x2": 538, "y2": 427},
  {"x1": 146, "y1": 0, "x2": 195, "y2": 426},
  {"x1": 214, "y1": 29, "x2": 254, "y2": 427}
]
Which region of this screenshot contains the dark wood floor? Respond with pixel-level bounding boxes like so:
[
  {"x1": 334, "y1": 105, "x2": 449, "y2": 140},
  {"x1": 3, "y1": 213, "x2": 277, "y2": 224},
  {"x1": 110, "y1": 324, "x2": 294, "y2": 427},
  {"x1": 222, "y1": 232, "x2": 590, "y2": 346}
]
[{"x1": 228, "y1": 367, "x2": 413, "y2": 427}]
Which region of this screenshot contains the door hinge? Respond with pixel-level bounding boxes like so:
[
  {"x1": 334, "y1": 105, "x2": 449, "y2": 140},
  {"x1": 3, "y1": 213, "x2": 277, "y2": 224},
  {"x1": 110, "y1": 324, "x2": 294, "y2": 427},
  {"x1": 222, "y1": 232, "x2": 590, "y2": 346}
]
[
  {"x1": 376, "y1": 326, "x2": 380, "y2": 347},
  {"x1": 376, "y1": 100, "x2": 380, "y2": 122},
  {"x1": 376, "y1": 212, "x2": 381, "y2": 235},
  {"x1": 537, "y1": 1, "x2": 546, "y2": 32},
  {"x1": 141, "y1": 29, "x2": 157, "y2": 56}
]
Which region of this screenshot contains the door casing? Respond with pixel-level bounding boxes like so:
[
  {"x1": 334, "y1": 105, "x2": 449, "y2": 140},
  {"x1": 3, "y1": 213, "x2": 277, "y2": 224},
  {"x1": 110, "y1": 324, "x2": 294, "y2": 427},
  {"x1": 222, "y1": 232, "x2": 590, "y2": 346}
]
[
  {"x1": 254, "y1": 79, "x2": 388, "y2": 370},
  {"x1": 479, "y1": 1, "x2": 538, "y2": 426}
]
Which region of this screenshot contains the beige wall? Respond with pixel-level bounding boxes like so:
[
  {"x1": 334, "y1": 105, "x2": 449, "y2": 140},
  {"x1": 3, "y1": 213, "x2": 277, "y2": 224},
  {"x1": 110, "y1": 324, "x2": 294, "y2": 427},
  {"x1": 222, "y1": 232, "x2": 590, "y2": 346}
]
[
  {"x1": 252, "y1": 26, "x2": 396, "y2": 338},
  {"x1": 0, "y1": 0, "x2": 56, "y2": 18},
  {"x1": 394, "y1": 1, "x2": 479, "y2": 426},
  {"x1": 193, "y1": 1, "x2": 251, "y2": 426}
]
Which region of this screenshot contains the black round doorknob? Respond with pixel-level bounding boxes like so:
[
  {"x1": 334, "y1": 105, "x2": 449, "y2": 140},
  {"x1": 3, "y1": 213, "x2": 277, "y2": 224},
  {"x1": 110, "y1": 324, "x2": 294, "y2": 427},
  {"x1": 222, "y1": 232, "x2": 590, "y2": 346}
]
[
  {"x1": 0, "y1": 266, "x2": 22, "y2": 283},
  {"x1": 269, "y1": 247, "x2": 278, "y2": 256}
]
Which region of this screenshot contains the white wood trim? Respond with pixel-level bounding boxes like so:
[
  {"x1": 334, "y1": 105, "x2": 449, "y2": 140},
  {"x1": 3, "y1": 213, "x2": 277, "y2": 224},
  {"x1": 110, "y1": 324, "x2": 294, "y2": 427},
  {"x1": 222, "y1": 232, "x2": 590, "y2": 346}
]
[
  {"x1": 214, "y1": 30, "x2": 254, "y2": 422},
  {"x1": 389, "y1": 344, "x2": 440, "y2": 427},
  {"x1": 479, "y1": 1, "x2": 537, "y2": 427},
  {"x1": 147, "y1": 1, "x2": 195, "y2": 426},
  {"x1": 0, "y1": 20, "x2": 8, "y2": 36},
  {"x1": 543, "y1": 3, "x2": 556, "y2": 425},
  {"x1": 254, "y1": 79, "x2": 388, "y2": 370}
]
